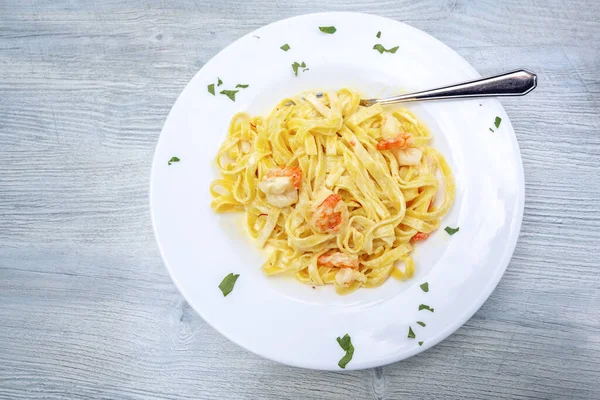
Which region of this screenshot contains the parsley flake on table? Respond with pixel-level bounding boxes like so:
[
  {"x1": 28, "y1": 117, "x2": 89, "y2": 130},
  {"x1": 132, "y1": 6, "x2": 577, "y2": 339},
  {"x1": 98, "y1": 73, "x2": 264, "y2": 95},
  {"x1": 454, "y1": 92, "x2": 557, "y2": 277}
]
[
  {"x1": 219, "y1": 90, "x2": 239, "y2": 101},
  {"x1": 420, "y1": 282, "x2": 429, "y2": 292},
  {"x1": 444, "y1": 226, "x2": 460, "y2": 235},
  {"x1": 336, "y1": 334, "x2": 354, "y2": 369},
  {"x1": 167, "y1": 156, "x2": 180, "y2": 166},
  {"x1": 319, "y1": 26, "x2": 337, "y2": 34},
  {"x1": 208, "y1": 84, "x2": 215, "y2": 95},
  {"x1": 373, "y1": 44, "x2": 399, "y2": 54},
  {"x1": 419, "y1": 304, "x2": 435, "y2": 312},
  {"x1": 218, "y1": 273, "x2": 239, "y2": 296},
  {"x1": 280, "y1": 43, "x2": 290, "y2": 51},
  {"x1": 408, "y1": 326, "x2": 416, "y2": 339}
]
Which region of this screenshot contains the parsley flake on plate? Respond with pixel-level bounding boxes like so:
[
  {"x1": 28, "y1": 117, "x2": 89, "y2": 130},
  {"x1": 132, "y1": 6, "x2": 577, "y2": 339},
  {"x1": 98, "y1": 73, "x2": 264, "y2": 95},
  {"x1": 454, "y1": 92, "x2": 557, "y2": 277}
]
[
  {"x1": 419, "y1": 341, "x2": 424, "y2": 346},
  {"x1": 494, "y1": 116, "x2": 502, "y2": 128},
  {"x1": 419, "y1": 304, "x2": 435, "y2": 312},
  {"x1": 408, "y1": 326, "x2": 416, "y2": 339},
  {"x1": 220, "y1": 90, "x2": 239, "y2": 102},
  {"x1": 417, "y1": 321, "x2": 426, "y2": 327},
  {"x1": 373, "y1": 44, "x2": 399, "y2": 54},
  {"x1": 167, "y1": 156, "x2": 180, "y2": 166},
  {"x1": 444, "y1": 226, "x2": 460, "y2": 235},
  {"x1": 280, "y1": 43, "x2": 290, "y2": 51},
  {"x1": 336, "y1": 334, "x2": 354, "y2": 369},
  {"x1": 217, "y1": 77, "x2": 223, "y2": 86},
  {"x1": 376, "y1": 31, "x2": 381, "y2": 38},
  {"x1": 208, "y1": 84, "x2": 215, "y2": 95},
  {"x1": 218, "y1": 273, "x2": 239, "y2": 296},
  {"x1": 420, "y1": 282, "x2": 429, "y2": 292},
  {"x1": 235, "y1": 84, "x2": 249, "y2": 88},
  {"x1": 319, "y1": 26, "x2": 337, "y2": 34},
  {"x1": 292, "y1": 61, "x2": 308, "y2": 76}
]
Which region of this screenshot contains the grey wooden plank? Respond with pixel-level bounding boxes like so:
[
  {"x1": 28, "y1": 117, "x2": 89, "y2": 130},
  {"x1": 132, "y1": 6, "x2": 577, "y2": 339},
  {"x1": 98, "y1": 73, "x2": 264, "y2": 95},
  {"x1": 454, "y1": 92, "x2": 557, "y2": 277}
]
[{"x1": 1, "y1": 0, "x2": 600, "y2": 399}]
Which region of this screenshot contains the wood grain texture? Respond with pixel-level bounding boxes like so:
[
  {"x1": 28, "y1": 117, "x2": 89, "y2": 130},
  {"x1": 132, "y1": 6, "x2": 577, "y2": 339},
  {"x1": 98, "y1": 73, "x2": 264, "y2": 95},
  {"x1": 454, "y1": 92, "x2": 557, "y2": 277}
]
[{"x1": 1, "y1": 0, "x2": 599, "y2": 399}]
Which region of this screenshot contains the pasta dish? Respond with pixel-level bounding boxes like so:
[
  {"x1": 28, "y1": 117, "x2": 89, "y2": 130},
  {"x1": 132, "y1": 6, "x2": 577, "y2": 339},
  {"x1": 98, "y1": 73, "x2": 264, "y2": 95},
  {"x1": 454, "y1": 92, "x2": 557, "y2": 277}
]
[{"x1": 210, "y1": 89, "x2": 455, "y2": 294}]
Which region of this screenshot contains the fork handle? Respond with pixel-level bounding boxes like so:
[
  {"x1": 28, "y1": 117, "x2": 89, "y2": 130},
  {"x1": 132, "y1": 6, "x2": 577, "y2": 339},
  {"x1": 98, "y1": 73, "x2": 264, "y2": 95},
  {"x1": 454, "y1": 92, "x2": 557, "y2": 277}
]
[{"x1": 362, "y1": 69, "x2": 537, "y2": 106}]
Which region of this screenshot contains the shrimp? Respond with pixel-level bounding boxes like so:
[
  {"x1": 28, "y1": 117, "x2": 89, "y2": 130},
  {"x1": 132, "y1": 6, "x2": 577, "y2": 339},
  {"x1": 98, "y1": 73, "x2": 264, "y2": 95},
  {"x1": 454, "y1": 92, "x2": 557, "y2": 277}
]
[
  {"x1": 318, "y1": 252, "x2": 359, "y2": 269},
  {"x1": 412, "y1": 232, "x2": 429, "y2": 241},
  {"x1": 335, "y1": 268, "x2": 367, "y2": 287},
  {"x1": 376, "y1": 132, "x2": 414, "y2": 151},
  {"x1": 394, "y1": 147, "x2": 423, "y2": 166},
  {"x1": 381, "y1": 114, "x2": 403, "y2": 139},
  {"x1": 310, "y1": 193, "x2": 345, "y2": 233},
  {"x1": 266, "y1": 166, "x2": 302, "y2": 189},
  {"x1": 258, "y1": 166, "x2": 303, "y2": 208}
]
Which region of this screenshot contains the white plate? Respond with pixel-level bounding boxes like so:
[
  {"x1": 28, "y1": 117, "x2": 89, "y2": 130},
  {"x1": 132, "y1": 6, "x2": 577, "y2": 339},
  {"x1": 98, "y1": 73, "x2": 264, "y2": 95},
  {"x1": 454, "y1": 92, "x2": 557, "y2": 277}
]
[{"x1": 150, "y1": 12, "x2": 524, "y2": 370}]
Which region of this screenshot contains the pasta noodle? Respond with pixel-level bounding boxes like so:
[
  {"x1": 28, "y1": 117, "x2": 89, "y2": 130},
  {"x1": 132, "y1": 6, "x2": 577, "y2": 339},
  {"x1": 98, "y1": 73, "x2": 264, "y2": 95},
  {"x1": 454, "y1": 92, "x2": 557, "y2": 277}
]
[{"x1": 210, "y1": 89, "x2": 455, "y2": 294}]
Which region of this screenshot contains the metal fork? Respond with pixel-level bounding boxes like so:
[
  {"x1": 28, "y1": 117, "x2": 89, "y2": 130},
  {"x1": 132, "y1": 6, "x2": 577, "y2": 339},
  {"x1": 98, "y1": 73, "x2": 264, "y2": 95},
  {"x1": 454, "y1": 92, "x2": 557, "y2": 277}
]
[{"x1": 359, "y1": 69, "x2": 537, "y2": 107}]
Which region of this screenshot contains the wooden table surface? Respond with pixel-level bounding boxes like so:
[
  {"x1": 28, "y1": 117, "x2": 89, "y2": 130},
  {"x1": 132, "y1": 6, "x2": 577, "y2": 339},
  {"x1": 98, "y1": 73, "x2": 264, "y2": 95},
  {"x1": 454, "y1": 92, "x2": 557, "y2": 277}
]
[{"x1": 1, "y1": 1, "x2": 599, "y2": 399}]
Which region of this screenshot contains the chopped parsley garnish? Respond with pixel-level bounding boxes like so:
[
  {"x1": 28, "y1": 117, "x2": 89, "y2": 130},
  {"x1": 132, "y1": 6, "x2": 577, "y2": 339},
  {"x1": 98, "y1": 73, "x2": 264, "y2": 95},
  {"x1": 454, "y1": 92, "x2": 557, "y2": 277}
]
[
  {"x1": 235, "y1": 84, "x2": 249, "y2": 88},
  {"x1": 218, "y1": 273, "x2": 239, "y2": 296},
  {"x1": 280, "y1": 43, "x2": 290, "y2": 51},
  {"x1": 167, "y1": 156, "x2": 180, "y2": 165},
  {"x1": 292, "y1": 61, "x2": 308, "y2": 76},
  {"x1": 336, "y1": 334, "x2": 354, "y2": 369},
  {"x1": 444, "y1": 226, "x2": 460, "y2": 235},
  {"x1": 417, "y1": 321, "x2": 426, "y2": 327},
  {"x1": 408, "y1": 326, "x2": 416, "y2": 339},
  {"x1": 373, "y1": 44, "x2": 399, "y2": 54},
  {"x1": 376, "y1": 31, "x2": 381, "y2": 38},
  {"x1": 419, "y1": 341, "x2": 424, "y2": 346},
  {"x1": 494, "y1": 116, "x2": 502, "y2": 128},
  {"x1": 319, "y1": 26, "x2": 337, "y2": 34},
  {"x1": 219, "y1": 90, "x2": 239, "y2": 102},
  {"x1": 420, "y1": 282, "x2": 429, "y2": 292},
  {"x1": 373, "y1": 44, "x2": 386, "y2": 54},
  {"x1": 489, "y1": 127, "x2": 494, "y2": 132},
  {"x1": 419, "y1": 304, "x2": 434, "y2": 312},
  {"x1": 373, "y1": 43, "x2": 400, "y2": 54},
  {"x1": 208, "y1": 84, "x2": 215, "y2": 95},
  {"x1": 217, "y1": 77, "x2": 223, "y2": 86}
]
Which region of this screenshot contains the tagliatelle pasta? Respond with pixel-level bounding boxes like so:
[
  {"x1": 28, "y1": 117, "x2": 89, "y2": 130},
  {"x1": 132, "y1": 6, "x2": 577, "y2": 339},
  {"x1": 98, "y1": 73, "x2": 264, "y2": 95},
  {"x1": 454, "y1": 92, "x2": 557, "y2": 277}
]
[{"x1": 210, "y1": 89, "x2": 455, "y2": 294}]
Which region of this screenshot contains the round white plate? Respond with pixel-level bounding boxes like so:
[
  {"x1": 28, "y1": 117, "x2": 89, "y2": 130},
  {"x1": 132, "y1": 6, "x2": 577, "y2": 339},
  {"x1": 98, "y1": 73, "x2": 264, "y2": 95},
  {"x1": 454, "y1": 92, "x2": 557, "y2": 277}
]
[{"x1": 150, "y1": 12, "x2": 524, "y2": 370}]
